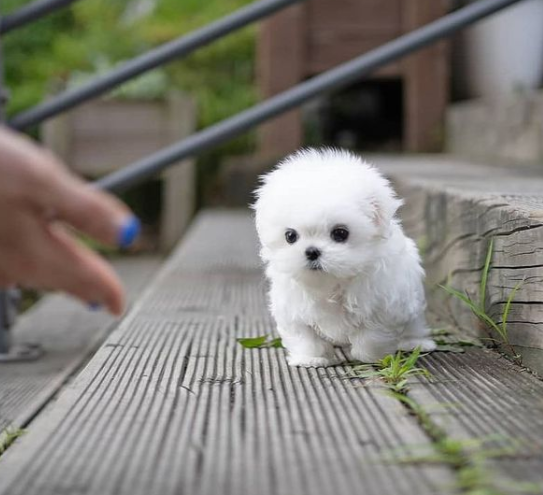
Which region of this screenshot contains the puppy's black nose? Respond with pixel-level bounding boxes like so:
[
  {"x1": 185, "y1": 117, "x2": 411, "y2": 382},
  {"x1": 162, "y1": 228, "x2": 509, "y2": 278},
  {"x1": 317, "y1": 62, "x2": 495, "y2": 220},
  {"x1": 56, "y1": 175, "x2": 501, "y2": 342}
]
[{"x1": 305, "y1": 247, "x2": 321, "y2": 261}]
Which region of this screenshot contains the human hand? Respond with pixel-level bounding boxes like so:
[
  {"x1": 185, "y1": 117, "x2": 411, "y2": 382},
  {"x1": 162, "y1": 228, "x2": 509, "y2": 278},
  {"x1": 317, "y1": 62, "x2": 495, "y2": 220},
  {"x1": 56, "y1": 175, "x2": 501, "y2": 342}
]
[{"x1": 0, "y1": 126, "x2": 140, "y2": 316}]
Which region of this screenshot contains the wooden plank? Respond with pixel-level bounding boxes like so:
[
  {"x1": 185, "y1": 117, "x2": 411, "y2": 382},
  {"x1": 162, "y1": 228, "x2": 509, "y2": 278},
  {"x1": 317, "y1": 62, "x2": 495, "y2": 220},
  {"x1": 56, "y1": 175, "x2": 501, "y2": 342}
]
[
  {"x1": 306, "y1": 0, "x2": 402, "y2": 75},
  {"x1": 410, "y1": 349, "x2": 543, "y2": 488},
  {"x1": 306, "y1": 34, "x2": 402, "y2": 75},
  {"x1": 0, "y1": 256, "x2": 161, "y2": 436},
  {"x1": 257, "y1": 4, "x2": 306, "y2": 157},
  {"x1": 0, "y1": 212, "x2": 453, "y2": 495},
  {"x1": 402, "y1": 0, "x2": 449, "y2": 152},
  {"x1": 307, "y1": 0, "x2": 401, "y2": 31}
]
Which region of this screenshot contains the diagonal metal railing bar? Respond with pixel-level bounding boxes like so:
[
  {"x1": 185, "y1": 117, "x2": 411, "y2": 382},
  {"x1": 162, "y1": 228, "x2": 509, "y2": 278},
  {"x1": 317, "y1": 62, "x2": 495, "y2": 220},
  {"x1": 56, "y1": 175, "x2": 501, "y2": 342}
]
[
  {"x1": 95, "y1": 0, "x2": 525, "y2": 194},
  {"x1": 0, "y1": 0, "x2": 80, "y2": 35},
  {"x1": 8, "y1": 0, "x2": 305, "y2": 130}
]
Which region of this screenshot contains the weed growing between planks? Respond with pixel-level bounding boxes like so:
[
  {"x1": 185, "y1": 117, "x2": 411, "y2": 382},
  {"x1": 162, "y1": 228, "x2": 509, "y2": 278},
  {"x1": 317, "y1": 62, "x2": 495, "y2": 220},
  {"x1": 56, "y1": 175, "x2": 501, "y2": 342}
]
[
  {"x1": 347, "y1": 348, "x2": 540, "y2": 495},
  {"x1": 388, "y1": 396, "x2": 542, "y2": 495},
  {"x1": 0, "y1": 427, "x2": 25, "y2": 457},
  {"x1": 348, "y1": 347, "x2": 430, "y2": 393},
  {"x1": 440, "y1": 239, "x2": 524, "y2": 365}
]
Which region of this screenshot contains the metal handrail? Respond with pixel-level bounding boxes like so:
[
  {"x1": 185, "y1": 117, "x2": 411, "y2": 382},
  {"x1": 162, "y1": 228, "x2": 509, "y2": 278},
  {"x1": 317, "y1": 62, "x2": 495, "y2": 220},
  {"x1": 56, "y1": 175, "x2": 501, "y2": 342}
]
[
  {"x1": 0, "y1": 0, "x2": 81, "y2": 34},
  {"x1": 9, "y1": 0, "x2": 304, "y2": 130},
  {"x1": 96, "y1": 0, "x2": 525, "y2": 193}
]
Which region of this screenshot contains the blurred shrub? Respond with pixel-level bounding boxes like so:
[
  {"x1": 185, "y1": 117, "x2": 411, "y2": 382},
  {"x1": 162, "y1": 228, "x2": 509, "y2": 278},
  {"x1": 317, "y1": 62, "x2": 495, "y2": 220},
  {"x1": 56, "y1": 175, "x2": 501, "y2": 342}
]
[
  {"x1": 3, "y1": 0, "x2": 257, "y2": 155},
  {"x1": 3, "y1": 0, "x2": 141, "y2": 116},
  {"x1": 66, "y1": 56, "x2": 170, "y2": 101}
]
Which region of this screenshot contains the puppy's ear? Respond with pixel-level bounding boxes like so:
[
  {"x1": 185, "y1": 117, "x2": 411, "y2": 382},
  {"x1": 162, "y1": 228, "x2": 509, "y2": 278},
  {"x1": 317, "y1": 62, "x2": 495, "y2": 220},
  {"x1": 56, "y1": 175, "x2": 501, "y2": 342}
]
[{"x1": 369, "y1": 194, "x2": 404, "y2": 228}]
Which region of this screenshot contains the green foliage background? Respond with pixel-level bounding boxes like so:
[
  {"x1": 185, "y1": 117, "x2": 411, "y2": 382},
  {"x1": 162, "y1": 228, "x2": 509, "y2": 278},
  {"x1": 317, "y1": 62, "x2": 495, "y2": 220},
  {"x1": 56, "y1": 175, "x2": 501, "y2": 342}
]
[{"x1": 3, "y1": 0, "x2": 257, "y2": 158}]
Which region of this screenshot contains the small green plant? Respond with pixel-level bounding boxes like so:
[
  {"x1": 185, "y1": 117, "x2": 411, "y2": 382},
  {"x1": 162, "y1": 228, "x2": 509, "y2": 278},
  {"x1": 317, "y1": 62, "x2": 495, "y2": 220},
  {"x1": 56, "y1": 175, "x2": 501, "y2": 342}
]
[
  {"x1": 237, "y1": 335, "x2": 283, "y2": 349},
  {"x1": 440, "y1": 239, "x2": 524, "y2": 363},
  {"x1": 432, "y1": 327, "x2": 482, "y2": 353},
  {"x1": 0, "y1": 427, "x2": 25, "y2": 457},
  {"x1": 349, "y1": 347, "x2": 430, "y2": 393}
]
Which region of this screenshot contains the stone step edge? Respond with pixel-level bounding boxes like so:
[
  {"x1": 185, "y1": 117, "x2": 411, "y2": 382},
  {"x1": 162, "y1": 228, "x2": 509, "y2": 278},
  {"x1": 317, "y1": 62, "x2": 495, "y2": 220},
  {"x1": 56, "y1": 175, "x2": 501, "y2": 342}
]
[{"x1": 374, "y1": 155, "x2": 543, "y2": 376}]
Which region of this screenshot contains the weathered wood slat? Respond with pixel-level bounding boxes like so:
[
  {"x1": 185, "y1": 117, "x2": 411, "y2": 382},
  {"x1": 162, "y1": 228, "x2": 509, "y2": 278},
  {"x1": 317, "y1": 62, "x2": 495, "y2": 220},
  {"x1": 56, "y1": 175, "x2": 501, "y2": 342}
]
[
  {"x1": 0, "y1": 212, "x2": 452, "y2": 495},
  {"x1": 376, "y1": 155, "x2": 543, "y2": 374},
  {"x1": 0, "y1": 256, "x2": 161, "y2": 436},
  {"x1": 410, "y1": 349, "x2": 543, "y2": 487}
]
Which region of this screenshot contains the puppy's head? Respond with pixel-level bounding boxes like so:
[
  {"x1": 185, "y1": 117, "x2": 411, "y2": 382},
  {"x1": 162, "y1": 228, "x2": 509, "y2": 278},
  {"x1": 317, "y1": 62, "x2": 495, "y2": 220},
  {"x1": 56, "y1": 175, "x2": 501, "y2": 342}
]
[{"x1": 253, "y1": 148, "x2": 402, "y2": 280}]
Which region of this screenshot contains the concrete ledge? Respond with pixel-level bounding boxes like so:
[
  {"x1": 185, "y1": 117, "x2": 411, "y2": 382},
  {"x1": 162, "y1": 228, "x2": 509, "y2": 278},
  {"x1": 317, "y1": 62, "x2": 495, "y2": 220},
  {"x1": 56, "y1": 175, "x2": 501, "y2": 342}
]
[
  {"x1": 447, "y1": 90, "x2": 543, "y2": 165},
  {"x1": 374, "y1": 155, "x2": 543, "y2": 374}
]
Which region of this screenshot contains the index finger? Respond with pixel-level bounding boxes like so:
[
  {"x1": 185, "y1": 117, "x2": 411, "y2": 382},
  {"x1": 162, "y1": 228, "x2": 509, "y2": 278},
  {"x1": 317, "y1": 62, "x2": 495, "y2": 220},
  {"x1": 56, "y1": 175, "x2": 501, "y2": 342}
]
[
  {"x1": 47, "y1": 174, "x2": 140, "y2": 249},
  {"x1": 0, "y1": 127, "x2": 140, "y2": 249}
]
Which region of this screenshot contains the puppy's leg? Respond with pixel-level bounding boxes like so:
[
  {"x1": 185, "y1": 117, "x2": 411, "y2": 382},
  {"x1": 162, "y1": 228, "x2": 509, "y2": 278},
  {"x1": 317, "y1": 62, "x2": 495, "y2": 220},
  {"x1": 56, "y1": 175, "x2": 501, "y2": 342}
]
[
  {"x1": 279, "y1": 323, "x2": 341, "y2": 367},
  {"x1": 397, "y1": 313, "x2": 436, "y2": 352},
  {"x1": 349, "y1": 328, "x2": 398, "y2": 363}
]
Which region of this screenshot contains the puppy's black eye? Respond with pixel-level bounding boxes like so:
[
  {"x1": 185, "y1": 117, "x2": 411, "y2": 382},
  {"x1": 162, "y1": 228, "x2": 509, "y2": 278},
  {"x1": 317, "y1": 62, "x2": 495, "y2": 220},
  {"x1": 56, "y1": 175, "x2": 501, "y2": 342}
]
[
  {"x1": 331, "y1": 227, "x2": 349, "y2": 243},
  {"x1": 285, "y1": 229, "x2": 298, "y2": 244}
]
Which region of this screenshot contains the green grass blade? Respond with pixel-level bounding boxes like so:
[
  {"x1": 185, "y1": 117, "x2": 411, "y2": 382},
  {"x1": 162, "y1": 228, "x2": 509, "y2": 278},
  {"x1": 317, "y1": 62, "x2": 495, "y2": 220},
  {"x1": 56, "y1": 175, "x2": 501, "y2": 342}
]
[
  {"x1": 237, "y1": 335, "x2": 284, "y2": 349},
  {"x1": 0, "y1": 428, "x2": 25, "y2": 457},
  {"x1": 393, "y1": 379, "x2": 408, "y2": 391},
  {"x1": 439, "y1": 285, "x2": 476, "y2": 309},
  {"x1": 501, "y1": 279, "x2": 524, "y2": 338},
  {"x1": 387, "y1": 391, "x2": 420, "y2": 411},
  {"x1": 479, "y1": 238, "x2": 494, "y2": 311},
  {"x1": 404, "y1": 347, "x2": 422, "y2": 368},
  {"x1": 349, "y1": 370, "x2": 380, "y2": 380},
  {"x1": 475, "y1": 311, "x2": 506, "y2": 339},
  {"x1": 269, "y1": 337, "x2": 284, "y2": 348},
  {"x1": 237, "y1": 335, "x2": 269, "y2": 348},
  {"x1": 440, "y1": 283, "x2": 504, "y2": 337}
]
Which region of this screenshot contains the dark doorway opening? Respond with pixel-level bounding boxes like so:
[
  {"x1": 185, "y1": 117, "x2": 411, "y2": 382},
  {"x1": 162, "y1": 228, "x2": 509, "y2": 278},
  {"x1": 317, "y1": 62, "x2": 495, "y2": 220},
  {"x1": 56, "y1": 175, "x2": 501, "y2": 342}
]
[{"x1": 304, "y1": 79, "x2": 403, "y2": 152}]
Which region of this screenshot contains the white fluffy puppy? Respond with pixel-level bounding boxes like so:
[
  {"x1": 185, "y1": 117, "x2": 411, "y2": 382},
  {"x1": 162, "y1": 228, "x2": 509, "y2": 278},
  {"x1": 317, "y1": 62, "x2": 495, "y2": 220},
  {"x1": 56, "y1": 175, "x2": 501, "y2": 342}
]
[{"x1": 253, "y1": 148, "x2": 435, "y2": 367}]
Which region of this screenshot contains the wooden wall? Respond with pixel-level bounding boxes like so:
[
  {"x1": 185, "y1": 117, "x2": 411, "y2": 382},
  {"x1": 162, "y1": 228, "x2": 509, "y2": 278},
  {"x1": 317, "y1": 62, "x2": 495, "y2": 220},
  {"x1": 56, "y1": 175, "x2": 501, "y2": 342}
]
[{"x1": 258, "y1": 0, "x2": 449, "y2": 157}]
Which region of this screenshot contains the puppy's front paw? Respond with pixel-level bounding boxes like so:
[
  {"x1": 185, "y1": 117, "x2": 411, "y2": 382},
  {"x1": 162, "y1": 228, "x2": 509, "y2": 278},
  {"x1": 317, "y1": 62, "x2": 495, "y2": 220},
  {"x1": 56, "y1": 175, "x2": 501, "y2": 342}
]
[
  {"x1": 287, "y1": 354, "x2": 342, "y2": 368},
  {"x1": 398, "y1": 338, "x2": 437, "y2": 353}
]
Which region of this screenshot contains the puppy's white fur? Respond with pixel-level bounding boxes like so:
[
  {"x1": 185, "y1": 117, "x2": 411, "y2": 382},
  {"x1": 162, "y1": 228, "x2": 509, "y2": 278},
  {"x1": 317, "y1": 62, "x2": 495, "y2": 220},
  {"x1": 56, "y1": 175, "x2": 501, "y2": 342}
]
[{"x1": 253, "y1": 148, "x2": 435, "y2": 367}]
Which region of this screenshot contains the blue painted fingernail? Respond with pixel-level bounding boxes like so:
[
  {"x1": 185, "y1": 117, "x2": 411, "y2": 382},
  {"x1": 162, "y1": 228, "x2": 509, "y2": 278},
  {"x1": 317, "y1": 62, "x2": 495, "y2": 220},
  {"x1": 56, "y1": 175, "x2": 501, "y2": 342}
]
[
  {"x1": 88, "y1": 302, "x2": 102, "y2": 311},
  {"x1": 118, "y1": 216, "x2": 141, "y2": 249}
]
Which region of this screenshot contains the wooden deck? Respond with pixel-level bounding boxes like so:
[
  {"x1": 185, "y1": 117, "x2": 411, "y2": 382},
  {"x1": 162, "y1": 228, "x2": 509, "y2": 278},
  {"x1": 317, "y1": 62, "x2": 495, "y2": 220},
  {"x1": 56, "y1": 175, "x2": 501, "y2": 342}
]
[
  {"x1": 0, "y1": 211, "x2": 542, "y2": 495},
  {"x1": 0, "y1": 256, "x2": 161, "y2": 438}
]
